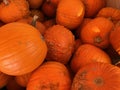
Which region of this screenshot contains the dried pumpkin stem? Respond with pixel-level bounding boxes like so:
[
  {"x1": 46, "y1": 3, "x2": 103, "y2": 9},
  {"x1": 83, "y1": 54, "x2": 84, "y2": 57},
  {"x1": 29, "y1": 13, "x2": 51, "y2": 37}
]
[
  {"x1": 31, "y1": 15, "x2": 39, "y2": 27},
  {"x1": 94, "y1": 36, "x2": 103, "y2": 44},
  {"x1": 3, "y1": 0, "x2": 9, "y2": 5}
]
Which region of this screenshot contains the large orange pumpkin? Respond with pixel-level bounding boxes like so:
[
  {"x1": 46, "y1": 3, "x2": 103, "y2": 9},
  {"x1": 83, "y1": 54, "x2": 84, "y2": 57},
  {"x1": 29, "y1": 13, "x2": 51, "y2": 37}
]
[
  {"x1": 0, "y1": 22, "x2": 47, "y2": 76},
  {"x1": 27, "y1": 61, "x2": 72, "y2": 90},
  {"x1": 71, "y1": 62, "x2": 120, "y2": 90}
]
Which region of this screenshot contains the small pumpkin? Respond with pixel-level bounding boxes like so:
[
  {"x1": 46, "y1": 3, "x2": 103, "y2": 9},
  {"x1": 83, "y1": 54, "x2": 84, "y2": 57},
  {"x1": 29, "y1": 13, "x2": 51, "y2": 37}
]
[
  {"x1": 17, "y1": 15, "x2": 46, "y2": 35},
  {"x1": 110, "y1": 25, "x2": 120, "y2": 55},
  {"x1": 70, "y1": 44, "x2": 111, "y2": 73},
  {"x1": 81, "y1": 0, "x2": 105, "y2": 17},
  {"x1": 56, "y1": 0, "x2": 85, "y2": 29},
  {"x1": 75, "y1": 18, "x2": 92, "y2": 38},
  {"x1": 27, "y1": 61, "x2": 72, "y2": 90},
  {"x1": 73, "y1": 39, "x2": 82, "y2": 53},
  {"x1": 43, "y1": 18, "x2": 56, "y2": 29},
  {"x1": 97, "y1": 7, "x2": 120, "y2": 24},
  {"x1": 28, "y1": 0, "x2": 43, "y2": 9},
  {"x1": 0, "y1": 0, "x2": 30, "y2": 23},
  {"x1": 0, "y1": 71, "x2": 11, "y2": 88},
  {"x1": 0, "y1": 22, "x2": 47, "y2": 76},
  {"x1": 30, "y1": 9, "x2": 45, "y2": 22},
  {"x1": 42, "y1": 1, "x2": 56, "y2": 18},
  {"x1": 80, "y1": 17, "x2": 114, "y2": 48},
  {"x1": 71, "y1": 62, "x2": 120, "y2": 90},
  {"x1": 15, "y1": 72, "x2": 32, "y2": 87},
  {"x1": 44, "y1": 25, "x2": 75, "y2": 64}
]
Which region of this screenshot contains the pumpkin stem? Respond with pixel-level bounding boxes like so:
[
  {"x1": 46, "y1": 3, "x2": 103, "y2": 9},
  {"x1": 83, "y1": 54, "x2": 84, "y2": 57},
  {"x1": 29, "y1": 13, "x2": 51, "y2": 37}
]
[
  {"x1": 94, "y1": 36, "x2": 103, "y2": 44},
  {"x1": 3, "y1": 0, "x2": 9, "y2": 5},
  {"x1": 31, "y1": 15, "x2": 39, "y2": 27},
  {"x1": 94, "y1": 77, "x2": 104, "y2": 86}
]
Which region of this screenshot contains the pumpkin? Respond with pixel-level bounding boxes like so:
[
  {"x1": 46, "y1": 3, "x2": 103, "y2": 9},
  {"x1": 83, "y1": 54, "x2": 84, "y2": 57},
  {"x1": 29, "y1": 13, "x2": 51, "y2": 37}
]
[
  {"x1": 73, "y1": 39, "x2": 82, "y2": 53},
  {"x1": 15, "y1": 72, "x2": 32, "y2": 87},
  {"x1": 110, "y1": 25, "x2": 120, "y2": 55},
  {"x1": 43, "y1": 18, "x2": 56, "y2": 29},
  {"x1": 106, "y1": 0, "x2": 120, "y2": 9},
  {"x1": 80, "y1": 17, "x2": 114, "y2": 48},
  {"x1": 70, "y1": 44, "x2": 111, "y2": 73},
  {"x1": 97, "y1": 7, "x2": 120, "y2": 24},
  {"x1": 71, "y1": 62, "x2": 120, "y2": 90},
  {"x1": 28, "y1": 0, "x2": 43, "y2": 9},
  {"x1": 30, "y1": 9, "x2": 45, "y2": 22},
  {"x1": 27, "y1": 61, "x2": 71, "y2": 90},
  {"x1": 17, "y1": 15, "x2": 46, "y2": 35},
  {"x1": 81, "y1": 0, "x2": 105, "y2": 17},
  {"x1": 0, "y1": 71, "x2": 11, "y2": 88},
  {"x1": 44, "y1": 25, "x2": 75, "y2": 64},
  {"x1": 0, "y1": 22, "x2": 47, "y2": 76},
  {"x1": 75, "y1": 18, "x2": 92, "y2": 38},
  {"x1": 0, "y1": 0, "x2": 30, "y2": 23},
  {"x1": 6, "y1": 77, "x2": 26, "y2": 90},
  {"x1": 42, "y1": 1, "x2": 56, "y2": 18},
  {"x1": 56, "y1": 0, "x2": 85, "y2": 30}
]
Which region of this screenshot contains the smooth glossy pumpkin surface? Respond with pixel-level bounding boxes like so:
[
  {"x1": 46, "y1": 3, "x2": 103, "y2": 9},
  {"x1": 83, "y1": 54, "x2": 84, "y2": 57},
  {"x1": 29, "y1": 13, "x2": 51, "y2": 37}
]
[
  {"x1": 56, "y1": 0, "x2": 85, "y2": 29},
  {"x1": 0, "y1": 22, "x2": 47, "y2": 76},
  {"x1": 70, "y1": 44, "x2": 111, "y2": 73},
  {"x1": 80, "y1": 17, "x2": 114, "y2": 48},
  {"x1": 27, "y1": 61, "x2": 71, "y2": 90},
  {"x1": 71, "y1": 62, "x2": 120, "y2": 90},
  {"x1": 0, "y1": 0, "x2": 30, "y2": 23},
  {"x1": 44, "y1": 25, "x2": 75, "y2": 64}
]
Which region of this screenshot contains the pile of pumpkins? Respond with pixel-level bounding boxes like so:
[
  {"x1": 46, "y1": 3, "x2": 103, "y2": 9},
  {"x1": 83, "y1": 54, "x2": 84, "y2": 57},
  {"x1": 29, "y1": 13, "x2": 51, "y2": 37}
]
[{"x1": 0, "y1": 0, "x2": 120, "y2": 90}]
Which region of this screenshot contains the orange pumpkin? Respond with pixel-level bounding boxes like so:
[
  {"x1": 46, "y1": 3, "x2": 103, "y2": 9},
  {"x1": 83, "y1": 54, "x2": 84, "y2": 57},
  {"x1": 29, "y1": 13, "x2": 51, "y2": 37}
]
[
  {"x1": 44, "y1": 25, "x2": 75, "y2": 64},
  {"x1": 110, "y1": 25, "x2": 120, "y2": 55},
  {"x1": 15, "y1": 72, "x2": 32, "y2": 87},
  {"x1": 0, "y1": 0, "x2": 30, "y2": 23},
  {"x1": 28, "y1": 0, "x2": 43, "y2": 9},
  {"x1": 106, "y1": 0, "x2": 120, "y2": 9},
  {"x1": 46, "y1": 0, "x2": 60, "y2": 7},
  {"x1": 71, "y1": 62, "x2": 120, "y2": 90},
  {"x1": 73, "y1": 39, "x2": 82, "y2": 53},
  {"x1": 75, "y1": 18, "x2": 92, "y2": 38},
  {"x1": 30, "y1": 9, "x2": 45, "y2": 22},
  {"x1": 6, "y1": 77, "x2": 26, "y2": 90},
  {"x1": 81, "y1": 0, "x2": 105, "y2": 17},
  {"x1": 97, "y1": 7, "x2": 120, "y2": 24},
  {"x1": 27, "y1": 61, "x2": 71, "y2": 90},
  {"x1": 0, "y1": 22, "x2": 47, "y2": 76},
  {"x1": 0, "y1": 71, "x2": 11, "y2": 88},
  {"x1": 80, "y1": 17, "x2": 114, "y2": 48},
  {"x1": 70, "y1": 44, "x2": 111, "y2": 73},
  {"x1": 42, "y1": 1, "x2": 56, "y2": 18},
  {"x1": 43, "y1": 19, "x2": 56, "y2": 29},
  {"x1": 17, "y1": 15, "x2": 46, "y2": 35},
  {"x1": 56, "y1": 0, "x2": 85, "y2": 29}
]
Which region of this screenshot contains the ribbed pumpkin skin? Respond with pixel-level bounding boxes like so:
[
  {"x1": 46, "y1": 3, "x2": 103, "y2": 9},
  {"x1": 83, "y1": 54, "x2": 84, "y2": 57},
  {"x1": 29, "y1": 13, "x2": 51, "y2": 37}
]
[
  {"x1": 0, "y1": 22, "x2": 47, "y2": 76},
  {"x1": 0, "y1": 71, "x2": 11, "y2": 88},
  {"x1": 110, "y1": 26, "x2": 120, "y2": 55},
  {"x1": 71, "y1": 62, "x2": 120, "y2": 90},
  {"x1": 70, "y1": 44, "x2": 111, "y2": 73},
  {"x1": 27, "y1": 61, "x2": 71, "y2": 90},
  {"x1": 56, "y1": 0, "x2": 85, "y2": 29}
]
